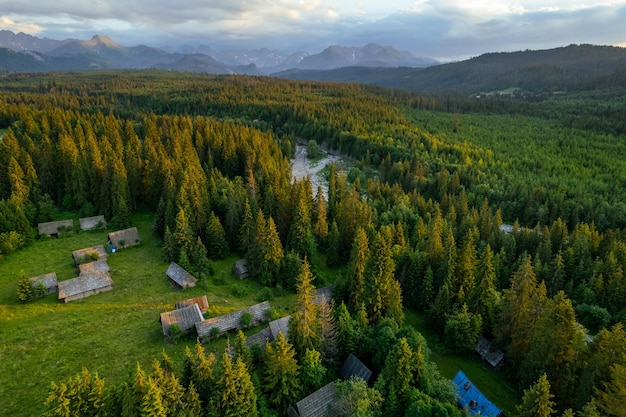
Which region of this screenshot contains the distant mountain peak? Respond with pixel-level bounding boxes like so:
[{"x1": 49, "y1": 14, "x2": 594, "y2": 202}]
[{"x1": 82, "y1": 35, "x2": 121, "y2": 48}]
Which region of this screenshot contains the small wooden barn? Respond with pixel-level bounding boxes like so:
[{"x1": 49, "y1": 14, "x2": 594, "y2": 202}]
[
  {"x1": 78, "y1": 260, "x2": 110, "y2": 275},
  {"x1": 38, "y1": 219, "x2": 74, "y2": 237},
  {"x1": 79, "y1": 215, "x2": 106, "y2": 231},
  {"x1": 160, "y1": 304, "x2": 204, "y2": 336},
  {"x1": 195, "y1": 301, "x2": 271, "y2": 340},
  {"x1": 166, "y1": 262, "x2": 197, "y2": 289},
  {"x1": 72, "y1": 245, "x2": 108, "y2": 265},
  {"x1": 175, "y1": 295, "x2": 209, "y2": 312},
  {"x1": 57, "y1": 271, "x2": 114, "y2": 303},
  {"x1": 30, "y1": 272, "x2": 58, "y2": 295},
  {"x1": 339, "y1": 353, "x2": 373, "y2": 383},
  {"x1": 108, "y1": 227, "x2": 140, "y2": 250},
  {"x1": 475, "y1": 335, "x2": 504, "y2": 368},
  {"x1": 232, "y1": 259, "x2": 249, "y2": 279},
  {"x1": 288, "y1": 382, "x2": 337, "y2": 417},
  {"x1": 269, "y1": 315, "x2": 291, "y2": 341}
]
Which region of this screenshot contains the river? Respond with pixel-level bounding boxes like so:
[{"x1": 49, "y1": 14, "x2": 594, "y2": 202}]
[{"x1": 291, "y1": 143, "x2": 343, "y2": 199}]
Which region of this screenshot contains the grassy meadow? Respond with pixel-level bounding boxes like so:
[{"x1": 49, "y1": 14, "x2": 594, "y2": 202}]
[
  {"x1": 404, "y1": 310, "x2": 521, "y2": 416},
  {"x1": 0, "y1": 212, "x2": 297, "y2": 417}
]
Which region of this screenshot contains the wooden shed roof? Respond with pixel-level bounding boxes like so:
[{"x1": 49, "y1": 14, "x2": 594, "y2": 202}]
[
  {"x1": 313, "y1": 286, "x2": 334, "y2": 306},
  {"x1": 232, "y1": 259, "x2": 249, "y2": 279},
  {"x1": 160, "y1": 304, "x2": 204, "y2": 336},
  {"x1": 269, "y1": 315, "x2": 291, "y2": 341},
  {"x1": 475, "y1": 335, "x2": 504, "y2": 367},
  {"x1": 166, "y1": 262, "x2": 197, "y2": 289},
  {"x1": 78, "y1": 260, "x2": 110, "y2": 275},
  {"x1": 79, "y1": 215, "x2": 106, "y2": 231},
  {"x1": 175, "y1": 295, "x2": 209, "y2": 312},
  {"x1": 72, "y1": 245, "x2": 108, "y2": 265},
  {"x1": 108, "y1": 227, "x2": 140, "y2": 250},
  {"x1": 339, "y1": 353, "x2": 373, "y2": 383},
  {"x1": 57, "y1": 272, "x2": 113, "y2": 301},
  {"x1": 292, "y1": 382, "x2": 336, "y2": 417},
  {"x1": 195, "y1": 301, "x2": 271, "y2": 340},
  {"x1": 30, "y1": 272, "x2": 58, "y2": 292},
  {"x1": 38, "y1": 219, "x2": 73, "y2": 236}
]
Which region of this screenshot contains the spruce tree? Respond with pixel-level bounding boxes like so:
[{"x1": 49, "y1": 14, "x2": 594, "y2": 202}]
[
  {"x1": 313, "y1": 185, "x2": 328, "y2": 242},
  {"x1": 517, "y1": 374, "x2": 556, "y2": 417},
  {"x1": 206, "y1": 211, "x2": 229, "y2": 260},
  {"x1": 17, "y1": 270, "x2": 34, "y2": 302},
  {"x1": 289, "y1": 258, "x2": 321, "y2": 356},
  {"x1": 300, "y1": 348, "x2": 326, "y2": 395},
  {"x1": 264, "y1": 332, "x2": 301, "y2": 413},
  {"x1": 140, "y1": 378, "x2": 166, "y2": 417},
  {"x1": 347, "y1": 227, "x2": 369, "y2": 309},
  {"x1": 212, "y1": 352, "x2": 257, "y2": 417},
  {"x1": 364, "y1": 232, "x2": 403, "y2": 324}
]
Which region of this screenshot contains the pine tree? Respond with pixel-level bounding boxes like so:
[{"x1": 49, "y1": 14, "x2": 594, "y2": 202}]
[
  {"x1": 326, "y1": 220, "x2": 341, "y2": 267},
  {"x1": 313, "y1": 185, "x2": 328, "y2": 242},
  {"x1": 347, "y1": 227, "x2": 370, "y2": 309},
  {"x1": 289, "y1": 258, "x2": 321, "y2": 355},
  {"x1": 264, "y1": 332, "x2": 301, "y2": 413},
  {"x1": 17, "y1": 270, "x2": 34, "y2": 302},
  {"x1": 212, "y1": 352, "x2": 257, "y2": 417},
  {"x1": 287, "y1": 186, "x2": 315, "y2": 259},
  {"x1": 300, "y1": 348, "x2": 326, "y2": 395},
  {"x1": 261, "y1": 216, "x2": 284, "y2": 286},
  {"x1": 140, "y1": 378, "x2": 166, "y2": 417},
  {"x1": 206, "y1": 211, "x2": 229, "y2": 260},
  {"x1": 233, "y1": 330, "x2": 253, "y2": 370},
  {"x1": 375, "y1": 337, "x2": 417, "y2": 417},
  {"x1": 517, "y1": 374, "x2": 556, "y2": 417},
  {"x1": 364, "y1": 231, "x2": 403, "y2": 324},
  {"x1": 469, "y1": 244, "x2": 499, "y2": 335},
  {"x1": 239, "y1": 198, "x2": 254, "y2": 254},
  {"x1": 318, "y1": 296, "x2": 338, "y2": 365},
  {"x1": 335, "y1": 302, "x2": 356, "y2": 360}
]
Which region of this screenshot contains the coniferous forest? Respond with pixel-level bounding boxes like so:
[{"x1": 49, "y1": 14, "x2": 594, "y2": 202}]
[{"x1": 1, "y1": 70, "x2": 625, "y2": 417}]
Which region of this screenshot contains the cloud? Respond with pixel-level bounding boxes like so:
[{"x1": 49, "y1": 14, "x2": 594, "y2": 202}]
[
  {"x1": 1, "y1": 1, "x2": 626, "y2": 58},
  {"x1": 0, "y1": 15, "x2": 42, "y2": 34}
]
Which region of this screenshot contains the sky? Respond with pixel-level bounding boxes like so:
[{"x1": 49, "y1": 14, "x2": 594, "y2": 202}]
[{"x1": 1, "y1": 0, "x2": 625, "y2": 61}]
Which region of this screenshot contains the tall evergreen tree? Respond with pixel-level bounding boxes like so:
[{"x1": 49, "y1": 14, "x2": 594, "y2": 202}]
[
  {"x1": 517, "y1": 374, "x2": 556, "y2": 417},
  {"x1": 289, "y1": 258, "x2": 321, "y2": 355},
  {"x1": 347, "y1": 227, "x2": 370, "y2": 309},
  {"x1": 211, "y1": 352, "x2": 257, "y2": 417},
  {"x1": 206, "y1": 211, "x2": 229, "y2": 260},
  {"x1": 264, "y1": 332, "x2": 301, "y2": 413}
]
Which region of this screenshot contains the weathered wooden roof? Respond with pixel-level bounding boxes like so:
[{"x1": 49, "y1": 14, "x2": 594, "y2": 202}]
[
  {"x1": 38, "y1": 219, "x2": 73, "y2": 236},
  {"x1": 269, "y1": 315, "x2": 291, "y2": 341},
  {"x1": 313, "y1": 286, "x2": 334, "y2": 305},
  {"x1": 57, "y1": 272, "x2": 113, "y2": 301},
  {"x1": 293, "y1": 382, "x2": 336, "y2": 417},
  {"x1": 246, "y1": 328, "x2": 272, "y2": 348},
  {"x1": 30, "y1": 272, "x2": 58, "y2": 291},
  {"x1": 79, "y1": 215, "x2": 106, "y2": 231},
  {"x1": 108, "y1": 227, "x2": 140, "y2": 249},
  {"x1": 78, "y1": 260, "x2": 110, "y2": 275},
  {"x1": 339, "y1": 353, "x2": 373, "y2": 383},
  {"x1": 166, "y1": 262, "x2": 197, "y2": 289},
  {"x1": 232, "y1": 259, "x2": 249, "y2": 278},
  {"x1": 175, "y1": 295, "x2": 209, "y2": 312},
  {"x1": 475, "y1": 335, "x2": 504, "y2": 367},
  {"x1": 72, "y1": 245, "x2": 108, "y2": 265},
  {"x1": 160, "y1": 304, "x2": 204, "y2": 336},
  {"x1": 196, "y1": 301, "x2": 271, "y2": 340}
]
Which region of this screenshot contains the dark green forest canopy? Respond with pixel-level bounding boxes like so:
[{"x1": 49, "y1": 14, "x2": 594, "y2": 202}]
[{"x1": 1, "y1": 71, "x2": 626, "y2": 417}]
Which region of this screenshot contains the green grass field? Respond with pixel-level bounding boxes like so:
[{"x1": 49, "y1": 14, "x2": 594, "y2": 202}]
[
  {"x1": 404, "y1": 310, "x2": 521, "y2": 416},
  {"x1": 0, "y1": 212, "x2": 296, "y2": 417}
]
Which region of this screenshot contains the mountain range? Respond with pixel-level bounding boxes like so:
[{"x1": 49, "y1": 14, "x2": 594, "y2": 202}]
[
  {"x1": 2, "y1": 30, "x2": 626, "y2": 93},
  {"x1": 0, "y1": 30, "x2": 436, "y2": 74}
]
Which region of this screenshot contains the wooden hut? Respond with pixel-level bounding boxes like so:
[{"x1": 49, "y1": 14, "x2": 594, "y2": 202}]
[
  {"x1": 160, "y1": 304, "x2": 204, "y2": 336},
  {"x1": 30, "y1": 272, "x2": 58, "y2": 295},
  {"x1": 339, "y1": 353, "x2": 373, "y2": 383},
  {"x1": 79, "y1": 215, "x2": 106, "y2": 231},
  {"x1": 232, "y1": 259, "x2": 249, "y2": 279},
  {"x1": 288, "y1": 382, "x2": 337, "y2": 417},
  {"x1": 108, "y1": 227, "x2": 140, "y2": 250},
  {"x1": 269, "y1": 315, "x2": 291, "y2": 341},
  {"x1": 57, "y1": 271, "x2": 114, "y2": 303},
  {"x1": 72, "y1": 245, "x2": 108, "y2": 265},
  {"x1": 175, "y1": 295, "x2": 209, "y2": 312},
  {"x1": 166, "y1": 262, "x2": 197, "y2": 289},
  {"x1": 38, "y1": 219, "x2": 73, "y2": 237},
  {"x1": 78, "y1": 260, "x2": 110, "y2": 275},
  {"x1": 475, "y1": 335, "x2": 504, "y2": 368},
  {"x1": 195, "y1": 301, "x2": 271, "y2": 340}
]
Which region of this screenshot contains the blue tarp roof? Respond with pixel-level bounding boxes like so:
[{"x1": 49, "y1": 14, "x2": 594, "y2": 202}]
[{"x1": 452, "y1": 370, "x2": 503, "y2": 417}]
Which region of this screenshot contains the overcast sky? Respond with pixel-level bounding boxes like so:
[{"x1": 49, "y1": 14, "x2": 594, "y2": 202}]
[{"x1": 1, "y1": 0, "x2": 625, "y2": 60}]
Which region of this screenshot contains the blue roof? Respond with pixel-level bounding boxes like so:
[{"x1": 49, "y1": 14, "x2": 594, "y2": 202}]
[{"x1": 452, "y1": 370, "x2": 502, "y2": 417}]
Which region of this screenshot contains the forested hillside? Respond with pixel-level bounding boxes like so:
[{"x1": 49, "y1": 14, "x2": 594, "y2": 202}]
[{"x1": 1, "y1": 71, "x2": 625, "y2": 417}]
